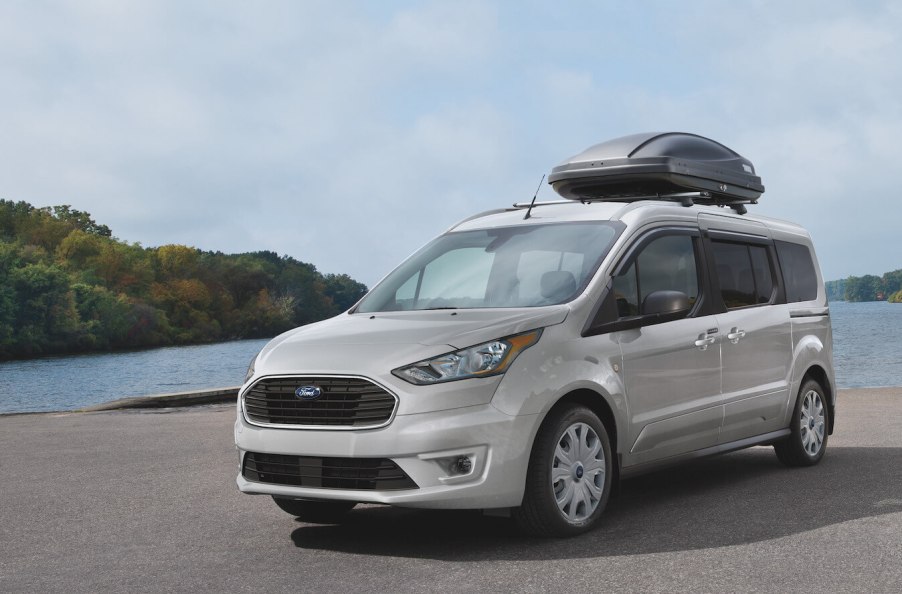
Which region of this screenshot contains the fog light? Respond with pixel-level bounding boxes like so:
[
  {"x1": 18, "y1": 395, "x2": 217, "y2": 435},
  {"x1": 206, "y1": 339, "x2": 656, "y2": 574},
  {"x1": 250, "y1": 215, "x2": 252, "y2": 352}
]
[{"x1": 455, "y1": 456, "x2": 472, "y2": 474}]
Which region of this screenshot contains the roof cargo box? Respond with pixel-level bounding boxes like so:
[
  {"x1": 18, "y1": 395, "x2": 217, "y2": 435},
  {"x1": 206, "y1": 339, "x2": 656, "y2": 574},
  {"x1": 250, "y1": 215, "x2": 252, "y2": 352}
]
[{"x1": 548, "y1": 132, "x2": 764, "y2": 204}]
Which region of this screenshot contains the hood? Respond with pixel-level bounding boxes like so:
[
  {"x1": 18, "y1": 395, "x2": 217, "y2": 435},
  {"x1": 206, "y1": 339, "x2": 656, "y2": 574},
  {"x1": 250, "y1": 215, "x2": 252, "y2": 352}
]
[{"x1": 255, "y1": 306, "x2": 569, "y2": 375}]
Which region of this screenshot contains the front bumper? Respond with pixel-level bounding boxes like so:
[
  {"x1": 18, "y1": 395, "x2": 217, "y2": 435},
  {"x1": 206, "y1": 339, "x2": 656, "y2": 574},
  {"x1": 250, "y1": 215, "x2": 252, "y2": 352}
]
[{"x1": 235, "y1": 403, "x2": 540, "y2": 509}]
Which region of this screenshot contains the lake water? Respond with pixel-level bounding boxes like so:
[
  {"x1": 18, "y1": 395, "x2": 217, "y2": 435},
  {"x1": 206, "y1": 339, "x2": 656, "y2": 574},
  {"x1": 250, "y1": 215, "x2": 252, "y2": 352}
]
[
  {"x1": 1, "y1": 301, "x2": 900, "y2": 413},
  {"x1": 0, "y1": 339, "x2": 269, "y2": 414},
  {"x1": 828, "y1": 300, "x2": 902, "y2": 389}
]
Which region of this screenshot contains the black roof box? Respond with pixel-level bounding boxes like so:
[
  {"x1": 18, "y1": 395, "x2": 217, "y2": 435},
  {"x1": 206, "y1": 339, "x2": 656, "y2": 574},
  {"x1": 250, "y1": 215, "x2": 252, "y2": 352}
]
[{"x1": 548, "y1": 132, "x2": 764, "y2": 204}]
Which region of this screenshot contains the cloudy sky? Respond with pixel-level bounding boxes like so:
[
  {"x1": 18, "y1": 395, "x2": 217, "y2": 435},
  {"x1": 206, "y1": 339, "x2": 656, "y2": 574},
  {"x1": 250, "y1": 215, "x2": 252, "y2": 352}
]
[{"x1": 1, "y1": 1, "x2": 899, "y2": 287}]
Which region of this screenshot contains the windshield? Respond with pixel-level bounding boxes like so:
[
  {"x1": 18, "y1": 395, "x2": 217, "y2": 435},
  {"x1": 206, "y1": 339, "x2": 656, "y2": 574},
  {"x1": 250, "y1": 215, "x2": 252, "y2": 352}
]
[{"x1": 356, "y1": 222, "x2": 621, "y2": 312}]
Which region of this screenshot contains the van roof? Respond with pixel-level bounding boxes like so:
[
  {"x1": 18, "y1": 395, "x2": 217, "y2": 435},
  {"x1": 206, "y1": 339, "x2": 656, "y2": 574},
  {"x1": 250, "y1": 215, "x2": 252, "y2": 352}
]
[{"x1": 449, "y1": 200, "x2": 809, "y2": 240}]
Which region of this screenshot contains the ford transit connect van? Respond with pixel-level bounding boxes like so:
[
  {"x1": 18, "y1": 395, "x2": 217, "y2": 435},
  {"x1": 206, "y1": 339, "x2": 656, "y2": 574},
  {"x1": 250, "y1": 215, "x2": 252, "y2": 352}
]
[{"x1": 235, "y1": 132, "x2": 835, "y2": 536}]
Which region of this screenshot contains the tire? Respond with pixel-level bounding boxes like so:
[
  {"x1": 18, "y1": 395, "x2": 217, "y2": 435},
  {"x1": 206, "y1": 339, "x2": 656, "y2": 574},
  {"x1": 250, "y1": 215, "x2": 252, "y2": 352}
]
[
  {"x1": 271, "y1": 496, "x2": 356, "y2": 523},
  {"x1": 774, "y1": 379, "x2": 829, "y2": 467},
  {"x1": 514, "y1": 404, "x2": 613, "y2": 537}
]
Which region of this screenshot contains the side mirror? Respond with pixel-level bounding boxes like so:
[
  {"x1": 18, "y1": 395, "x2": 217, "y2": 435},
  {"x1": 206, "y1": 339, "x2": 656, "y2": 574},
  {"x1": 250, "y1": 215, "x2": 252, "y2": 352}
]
[
  {"x1": 641, "y1": 290, "x2": 691, "y2": 316},
  {"x1": 582, "y1": 286, "x2": 692, "y2": 338}
]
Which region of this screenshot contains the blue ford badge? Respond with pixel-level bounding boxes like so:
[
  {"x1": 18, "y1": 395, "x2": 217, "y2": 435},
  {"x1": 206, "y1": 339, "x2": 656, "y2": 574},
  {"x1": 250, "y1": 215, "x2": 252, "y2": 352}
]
[{"x1": 295, "y1": 385, "x2": 322, "y2": 400}]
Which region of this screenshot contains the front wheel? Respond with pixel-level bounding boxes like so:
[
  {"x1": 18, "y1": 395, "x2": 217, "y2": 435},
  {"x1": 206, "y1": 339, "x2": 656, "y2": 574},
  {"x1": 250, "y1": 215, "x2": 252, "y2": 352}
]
[
  {"x1": 774, "y1": 379, "x2": 829, "y2": 467},
  {"x1": 514, "y1": 404, "x2": 613, "y2": 537},
  {"x1": 271, "y1": 496, "x2": 356, "y2": 523}
]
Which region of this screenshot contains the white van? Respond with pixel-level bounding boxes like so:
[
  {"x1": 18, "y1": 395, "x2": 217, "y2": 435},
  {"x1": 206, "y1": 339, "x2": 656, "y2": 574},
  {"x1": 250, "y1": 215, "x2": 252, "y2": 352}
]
[{"x1": 235, "y1": 133, "x2": 835, "y2": 536}]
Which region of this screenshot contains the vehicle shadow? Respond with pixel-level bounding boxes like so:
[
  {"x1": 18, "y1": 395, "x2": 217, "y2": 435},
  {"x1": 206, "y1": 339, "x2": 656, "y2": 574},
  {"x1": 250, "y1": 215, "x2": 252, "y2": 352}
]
[{"x1": 290, "y1": 446, "x2": 902, "y2": 560}]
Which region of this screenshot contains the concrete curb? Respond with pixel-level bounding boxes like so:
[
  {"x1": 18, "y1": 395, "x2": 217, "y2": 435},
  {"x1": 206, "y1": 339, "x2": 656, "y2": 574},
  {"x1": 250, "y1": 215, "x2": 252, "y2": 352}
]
[{"x1": 78, "y1": 386, "x2": 241, "y2": 412}]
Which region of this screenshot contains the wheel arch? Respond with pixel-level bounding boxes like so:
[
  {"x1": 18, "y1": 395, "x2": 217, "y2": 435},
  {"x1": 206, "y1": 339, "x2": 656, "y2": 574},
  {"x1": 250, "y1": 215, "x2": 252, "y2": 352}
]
[
  {"x1": 540, "y1": 388, "x2": 621, "y2": 481},
  {"x1": 800, "y1": 364, "x2": 835, "y2": 435}
]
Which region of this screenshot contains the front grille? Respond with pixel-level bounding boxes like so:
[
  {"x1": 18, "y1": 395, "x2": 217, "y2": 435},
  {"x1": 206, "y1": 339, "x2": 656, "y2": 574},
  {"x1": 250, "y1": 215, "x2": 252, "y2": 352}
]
[
  {"x1": 243, "y1": 376, "x2": 396, "y2": 428},
  {"x1": 242, "y1": 452, "x2": 418, "y2": 490}
]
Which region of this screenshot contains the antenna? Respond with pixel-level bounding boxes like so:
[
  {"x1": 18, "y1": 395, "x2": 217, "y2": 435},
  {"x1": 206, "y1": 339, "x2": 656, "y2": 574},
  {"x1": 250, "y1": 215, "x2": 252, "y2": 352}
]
[{"x1": 524, "y1": 174, "x2": 545, "y2": 220}]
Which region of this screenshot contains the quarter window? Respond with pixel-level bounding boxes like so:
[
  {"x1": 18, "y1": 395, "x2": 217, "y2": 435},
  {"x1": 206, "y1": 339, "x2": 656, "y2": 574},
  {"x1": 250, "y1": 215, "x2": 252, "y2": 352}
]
[{"x1": 775, "y1": 241, "x2": 818, "y2": 302}]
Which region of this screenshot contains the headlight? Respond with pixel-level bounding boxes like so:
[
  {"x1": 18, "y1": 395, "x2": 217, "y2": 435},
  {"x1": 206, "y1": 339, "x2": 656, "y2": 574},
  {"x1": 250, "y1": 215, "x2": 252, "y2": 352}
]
[
  {"x1": 244, "y1": 353, "x2": 259, "y2": 383},
  {"x1": 392, "y1": 329, "x2": 542, "y2": 385}
]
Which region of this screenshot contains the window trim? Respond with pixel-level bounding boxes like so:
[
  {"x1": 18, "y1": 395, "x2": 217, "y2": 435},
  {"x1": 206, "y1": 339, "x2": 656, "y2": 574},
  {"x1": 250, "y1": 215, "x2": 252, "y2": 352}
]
[{"x1": 707, "y1": 229, "x2": 771, "y2": 245}]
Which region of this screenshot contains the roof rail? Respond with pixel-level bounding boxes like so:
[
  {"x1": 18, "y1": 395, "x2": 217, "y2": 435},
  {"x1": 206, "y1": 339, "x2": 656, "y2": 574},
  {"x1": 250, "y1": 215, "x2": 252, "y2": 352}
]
[
  {"x1": 510, "y1": 199, "x2": 571, "y2": 209},
  {"x1": 512, "y1": 192, "x2": 755, "y2": 215},
  {"x1": 445, "y1": 207, "x2": 511, "y2": 232}
]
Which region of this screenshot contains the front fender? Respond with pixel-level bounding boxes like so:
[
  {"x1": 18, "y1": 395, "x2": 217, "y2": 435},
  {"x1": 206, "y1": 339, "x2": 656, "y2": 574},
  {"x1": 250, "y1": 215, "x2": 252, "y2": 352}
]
[{"x1": 490, "y1": 329, "x2": 628, "y2": 453}]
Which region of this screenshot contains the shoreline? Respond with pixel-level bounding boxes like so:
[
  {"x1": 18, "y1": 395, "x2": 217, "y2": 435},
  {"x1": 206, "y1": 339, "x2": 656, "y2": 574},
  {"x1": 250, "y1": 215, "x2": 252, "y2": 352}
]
[
  {"x1": 0, "y1": 336, "x2": 271, "y2": 364},
  {"x1": 0, "y1": 386, "x2": 240, "y2": 416}
]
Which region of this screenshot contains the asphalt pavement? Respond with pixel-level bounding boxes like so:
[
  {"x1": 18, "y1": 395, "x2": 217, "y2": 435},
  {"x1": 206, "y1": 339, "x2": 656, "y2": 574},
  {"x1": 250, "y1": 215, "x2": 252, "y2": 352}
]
[{"x1": 1, "y1": 388, "x2": 900, "y2": 593}]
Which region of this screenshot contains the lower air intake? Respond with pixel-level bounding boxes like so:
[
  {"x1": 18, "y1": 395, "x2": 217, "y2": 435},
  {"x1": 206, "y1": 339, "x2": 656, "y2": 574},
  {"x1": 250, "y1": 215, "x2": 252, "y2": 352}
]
[{"x1": 242, "y1": 452, "x2": 418, "y2": 491}]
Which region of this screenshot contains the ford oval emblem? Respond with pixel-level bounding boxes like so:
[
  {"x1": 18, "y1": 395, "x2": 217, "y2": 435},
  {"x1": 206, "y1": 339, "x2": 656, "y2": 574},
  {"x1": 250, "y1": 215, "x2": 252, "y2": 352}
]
[{"x1": 295, "y1": 385, "x2": 322, "y2": 400}]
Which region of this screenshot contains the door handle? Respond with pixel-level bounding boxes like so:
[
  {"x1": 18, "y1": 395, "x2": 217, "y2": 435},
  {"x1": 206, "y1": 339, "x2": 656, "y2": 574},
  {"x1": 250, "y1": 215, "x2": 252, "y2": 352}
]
[
  {"x1": 727, "y1": 327, "x2": 746, "y2": 344},
  {"x1": 694, "y1": 333, "x2": 716, "y2": 350}
]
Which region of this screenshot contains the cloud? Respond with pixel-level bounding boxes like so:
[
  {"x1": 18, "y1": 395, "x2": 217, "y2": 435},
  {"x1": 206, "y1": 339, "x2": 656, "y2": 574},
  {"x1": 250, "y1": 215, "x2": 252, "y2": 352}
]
[
  {"x1": 0, "y1": 1, "x2": 899, "y2": 285},
  {"x1": 530, "y1": 1, "x2": 902, "y2": 279}
]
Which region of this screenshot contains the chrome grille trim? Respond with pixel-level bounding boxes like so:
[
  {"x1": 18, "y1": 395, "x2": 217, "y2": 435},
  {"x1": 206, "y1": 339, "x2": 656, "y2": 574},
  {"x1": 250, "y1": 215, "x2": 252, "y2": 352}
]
[{"x1": 240, "y1": 374, "x2": 398, "y2": 430}]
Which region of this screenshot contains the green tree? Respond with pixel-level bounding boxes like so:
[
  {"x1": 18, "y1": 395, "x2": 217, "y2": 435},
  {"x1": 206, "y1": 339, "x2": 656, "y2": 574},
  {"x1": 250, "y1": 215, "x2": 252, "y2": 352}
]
[
  {"x1": 20, "y1": 209, "x2": 73, "y2": 252},
  {"x1": 0, "y1": 199, "x2": 367, "y2": 359},
  {"x1": 155, "y1": 244, "x2": 199, "y2": 279},
  {"x1": 56, "y1": 229, "x2": 107, "y2": 285},
  {"x1": 10, "y1": 262, "x2": 79, "y2": 354},
  {"x1": 92, "y1": 241, "x2": 153, "y2": 293},
  {"x1": 0, "y1": 243, "x2": 20, "y2": 353},
  {"x1": 150, "y1": 278, "x2": 220, "y2": 342},
  {"x1": 0, "y1": 200, "x2": 39, "y2": 240},
  {"x1": 124, "y1": 302, "x2": 173, "y2": 347},
  {"x1": 323, "y1": 273, "x2": 368, "y2": 311},
  {"x1": 882, "y1": 269, "x2": 902, "y2": 296},
  {"x1": 51, "y1": 205, "x2": 112, "y2": 237},
  {"x1": 72, "y1": 284, "x2": 132, "y2": 349},
  {"x1": 824, "y1": 279, "x2": 845, "y2": 302},
  {"x1": 843, "y1": 274, "x2": 882, "y2": 302}
]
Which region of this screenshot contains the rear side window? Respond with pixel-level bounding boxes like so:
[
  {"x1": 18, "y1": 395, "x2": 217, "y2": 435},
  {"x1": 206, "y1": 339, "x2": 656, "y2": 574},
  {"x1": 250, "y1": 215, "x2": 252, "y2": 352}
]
[
  {"x1": 776, "y1": 241, "x2": 818, "y2": 302},
  {"x1": 710, "y1": 241, "x2": 775, "y2": 309}
]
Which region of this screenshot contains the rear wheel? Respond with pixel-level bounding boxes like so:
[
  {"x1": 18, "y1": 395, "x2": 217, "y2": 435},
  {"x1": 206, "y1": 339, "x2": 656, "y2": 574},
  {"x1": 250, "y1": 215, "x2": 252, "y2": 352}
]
[
  {"x1": 514, "y1": 404, "x2": 613, "y2": 537},
  {"x1": 271, "y1": 496, "x2": 356, "y2": 523},
  {"x1": 774, "y1": 379, "x2": 829, "y2": 466}
]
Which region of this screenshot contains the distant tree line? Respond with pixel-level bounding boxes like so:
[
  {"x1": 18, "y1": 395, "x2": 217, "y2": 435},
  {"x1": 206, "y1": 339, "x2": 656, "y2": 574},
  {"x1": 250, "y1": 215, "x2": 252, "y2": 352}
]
[
  {"x1": 0, "y1": 200, "x2": 367, "y2": 359},
  {"x1": 825, "y1": 269, "x2": 902, "y2": 303}
]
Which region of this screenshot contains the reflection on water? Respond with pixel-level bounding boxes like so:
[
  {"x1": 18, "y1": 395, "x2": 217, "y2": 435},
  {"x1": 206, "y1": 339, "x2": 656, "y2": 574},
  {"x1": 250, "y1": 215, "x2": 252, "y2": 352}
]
[{"x1": 0, "y1": 301, "x2": 900, "y2": 413}]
